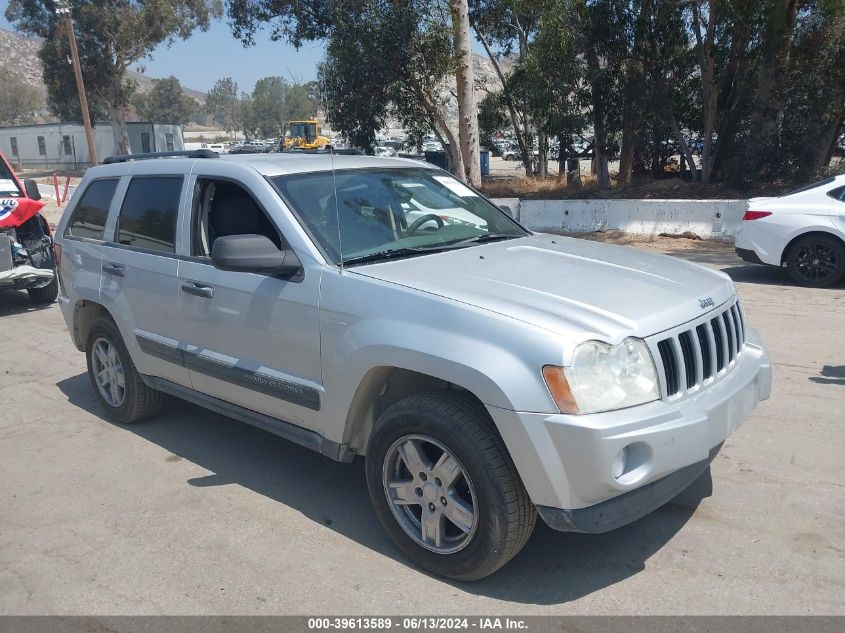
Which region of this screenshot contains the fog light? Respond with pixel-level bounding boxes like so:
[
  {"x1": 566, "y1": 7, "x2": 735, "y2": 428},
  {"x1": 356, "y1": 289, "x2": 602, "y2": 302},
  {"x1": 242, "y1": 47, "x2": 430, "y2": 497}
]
[{"x1": 611, "y1": 447, "x2": 628, "y2": 479}]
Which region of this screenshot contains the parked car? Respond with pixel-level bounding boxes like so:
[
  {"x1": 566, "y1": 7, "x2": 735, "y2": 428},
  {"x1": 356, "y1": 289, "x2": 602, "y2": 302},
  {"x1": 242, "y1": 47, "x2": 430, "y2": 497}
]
[
  {"x1": 202, "y1": 143, "x2": 228, "y2": 154},
  {"x1": 55, "y1": 149, "x2": 771, "y2": 580},
  {"x1": 735, "y1": 174, "x2": 845, "y2": 287},
  {"x1": 228, "y1": 144, "x2": 264, "y2": 155},
  {"x1": 0, "y1": 151, "x2": 58, "y2": 303}
]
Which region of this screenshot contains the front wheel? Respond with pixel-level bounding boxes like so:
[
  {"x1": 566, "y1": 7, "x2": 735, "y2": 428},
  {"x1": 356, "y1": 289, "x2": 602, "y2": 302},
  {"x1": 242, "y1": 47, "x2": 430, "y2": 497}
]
[
  {"x1": 785, "y1": 234, "x2": 845, "y2": 287},
  {"x1": 27, "y1": 273, "x2": 58, "y2": 304},
  {"x1": 365, "y1": 392, "x2": 536, "y2": 581}
]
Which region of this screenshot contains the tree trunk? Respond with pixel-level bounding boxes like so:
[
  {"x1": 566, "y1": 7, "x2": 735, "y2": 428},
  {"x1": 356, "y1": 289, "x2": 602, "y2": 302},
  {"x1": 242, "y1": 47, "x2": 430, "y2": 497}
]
[
  {"x1": 537, "y1": 130, "x2": 548, "y2": 178},
  {"x1": 712, "y1": 11, "x2": 750, "y2": 178},
  {"x1": 669, "y1": 110, "x2": 697, "y2": 179},
  {"x1": 110, "y1": 104, "x2": 130, "y2": 156},
  {"x1": 747, "y1": 0, "x2": 800, "y2": 169},
  {"x1": 420, "y1": 90, "x2": 466, "y2": 180},
  {"x1": 475, "y1": 26, "x2": 533, "y2": 177},
  {"x1": 618, "y1": 0, "x2": 651, "y2": 184},
  {"x1": 812, "y1": 109, "x2": 845, "y2": 175},
  {"x1": 586, "y1": 48, "x2": 610, "y2": 189},
  {"x1": 449, "y1": 0, "x2": 481, "y2": 186},
  {"x1": 691, "y1": 2, "x2": 718, "y2": 184}
]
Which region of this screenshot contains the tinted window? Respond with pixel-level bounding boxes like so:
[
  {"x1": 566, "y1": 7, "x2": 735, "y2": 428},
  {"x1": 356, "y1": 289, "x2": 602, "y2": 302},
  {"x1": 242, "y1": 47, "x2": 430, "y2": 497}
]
[
  {"x1": 37, "y1": 136, "x2": 46, "y2": 156},
  {"x1": 117, "y1": 177, "x2": 182, "y2": 252},
  {"x1": 67, "y1": 179, "x2": 119, "y2": 240},
  {"x1": 826, "y1": 185, "x2": 845, "y2": 203},
  {"x1": 62, "y1": 136, "x2": 72, "y2": 155},
  {"x1": 165, "y1": 133, "x2": 174, "y2": 151},
  {"x1": 141, "y1": 132, "x2": 151, "y2": 153},
  {"x1": 10, "y1": 137, "x2": 18, "y2": 156},
  {"x1": 783, "y1": 177, "x2": 835, "y2": 197},
  {"x1": 192, "y1": 179, "x2": 282, "y2": 257}
]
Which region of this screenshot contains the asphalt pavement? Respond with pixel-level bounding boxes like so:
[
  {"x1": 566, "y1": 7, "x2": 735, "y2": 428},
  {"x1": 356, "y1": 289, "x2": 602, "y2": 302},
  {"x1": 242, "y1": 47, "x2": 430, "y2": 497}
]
[{"x1": 0, "y1": 240, "x2": 843, "y2": 615}]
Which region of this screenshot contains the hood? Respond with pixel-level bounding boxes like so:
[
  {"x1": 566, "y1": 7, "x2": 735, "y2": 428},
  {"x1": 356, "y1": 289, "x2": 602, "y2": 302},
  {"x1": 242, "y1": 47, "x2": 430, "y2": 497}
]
[{"x1": 353, "y1": 234, "x2": 735, "y2": 341}]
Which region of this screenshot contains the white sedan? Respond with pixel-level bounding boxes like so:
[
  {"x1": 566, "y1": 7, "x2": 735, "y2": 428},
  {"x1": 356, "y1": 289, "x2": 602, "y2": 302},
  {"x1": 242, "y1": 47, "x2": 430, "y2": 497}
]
[{"x1": 735, "y1": 174, "x2": 845, "y2": 287}]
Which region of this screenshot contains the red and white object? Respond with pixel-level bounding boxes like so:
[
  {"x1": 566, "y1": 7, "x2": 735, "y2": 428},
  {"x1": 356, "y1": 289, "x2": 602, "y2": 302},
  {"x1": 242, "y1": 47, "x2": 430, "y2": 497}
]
[{"x1": 0, "y1": 151, "x2": 45, "y2": 229}]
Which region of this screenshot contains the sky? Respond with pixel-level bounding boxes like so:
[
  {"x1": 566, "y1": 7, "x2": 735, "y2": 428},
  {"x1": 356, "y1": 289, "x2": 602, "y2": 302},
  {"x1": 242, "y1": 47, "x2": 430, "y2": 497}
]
[{"x1": 0, "y1": 4, "x2": 325, "y2": 93}]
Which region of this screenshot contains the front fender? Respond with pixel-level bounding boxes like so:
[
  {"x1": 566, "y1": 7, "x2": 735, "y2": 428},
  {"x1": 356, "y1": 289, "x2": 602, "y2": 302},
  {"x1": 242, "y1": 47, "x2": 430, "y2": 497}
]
[{"x1": 318, "y1": 269, "x2": 564, "y2": 445}]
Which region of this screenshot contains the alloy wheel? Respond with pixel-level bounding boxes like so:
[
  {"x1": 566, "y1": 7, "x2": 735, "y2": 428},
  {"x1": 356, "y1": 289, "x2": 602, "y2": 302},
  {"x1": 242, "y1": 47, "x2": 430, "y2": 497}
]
[
  {"x1": 91, "y1": 337, "x2": 126, "y2": 407},
  {"x1": 382, "y1": 434, "x2": 479, "y2": 554},
  {"x1": 794, "y1": 242, "x2": 837, "y2": 284}
]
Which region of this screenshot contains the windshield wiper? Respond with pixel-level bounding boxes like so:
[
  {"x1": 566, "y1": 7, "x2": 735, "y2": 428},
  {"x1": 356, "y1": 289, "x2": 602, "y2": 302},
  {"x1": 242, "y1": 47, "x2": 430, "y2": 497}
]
[
  {"x1": 443, "y1": 233, "x2": 520, "y2": 248},
  {"x1": 342, "y1": 245, "x2": 450, "y2": 267}
]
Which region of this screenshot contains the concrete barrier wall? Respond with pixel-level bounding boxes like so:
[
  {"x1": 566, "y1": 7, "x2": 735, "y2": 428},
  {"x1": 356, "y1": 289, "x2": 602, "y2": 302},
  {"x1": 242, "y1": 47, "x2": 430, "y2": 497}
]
[{"x1": 492, "y1": 198, "x2": 751, "y2": 242}]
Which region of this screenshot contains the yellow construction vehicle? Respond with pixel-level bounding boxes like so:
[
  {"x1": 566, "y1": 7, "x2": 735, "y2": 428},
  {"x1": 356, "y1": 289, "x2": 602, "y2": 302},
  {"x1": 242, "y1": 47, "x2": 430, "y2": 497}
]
[{"x1": 283, "y1": 119, "x2": 332, "y2": 151}]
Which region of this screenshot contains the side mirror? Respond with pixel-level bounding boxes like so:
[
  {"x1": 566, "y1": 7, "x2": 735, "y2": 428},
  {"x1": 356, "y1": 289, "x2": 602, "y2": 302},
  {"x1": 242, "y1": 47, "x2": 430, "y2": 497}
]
[
  {"x1": 498, "y1": 204, "x2": 513, "y2": 218},
  {"x1": 24, "y1": 179, "x2": 41, "y2": 201},
  {"x1": 211, "y1": 234, "x2": 301, "y2": 276}
]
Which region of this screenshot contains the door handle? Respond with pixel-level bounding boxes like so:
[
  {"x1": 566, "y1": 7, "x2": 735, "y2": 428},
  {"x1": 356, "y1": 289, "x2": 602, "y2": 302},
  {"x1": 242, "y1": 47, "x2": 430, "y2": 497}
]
[
  {"x1": 181, "y1": 281, "x2": 214, "y2": 299},
  {"x1": 102, "y1": 262, "x2": 125, "y2": 277}
]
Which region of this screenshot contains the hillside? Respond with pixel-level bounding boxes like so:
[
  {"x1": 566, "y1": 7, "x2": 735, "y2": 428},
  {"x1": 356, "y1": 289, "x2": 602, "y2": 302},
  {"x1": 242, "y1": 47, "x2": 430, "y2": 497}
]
[{"x1": 0, "y1": 27, "x2": 206, "y2": 109}]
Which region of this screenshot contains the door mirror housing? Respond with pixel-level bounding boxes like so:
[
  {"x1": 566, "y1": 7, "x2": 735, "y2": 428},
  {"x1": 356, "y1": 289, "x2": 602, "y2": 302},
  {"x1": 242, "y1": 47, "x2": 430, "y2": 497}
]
[
  {"x1": 23, "y1": 179, "x2": 41, "y2": 201},
  {"x1": 498, "y1": 204, "x2": 513, "y2": 218},
  {"x1": 211, "y1": 234, "x2": 301, "y2": 276}
]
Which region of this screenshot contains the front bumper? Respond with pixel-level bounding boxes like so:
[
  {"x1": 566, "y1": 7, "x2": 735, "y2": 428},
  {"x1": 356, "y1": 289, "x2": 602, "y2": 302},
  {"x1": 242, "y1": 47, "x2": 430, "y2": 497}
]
[{"x1": 487, "y1": 326, "x2": 771, "y2": 532}]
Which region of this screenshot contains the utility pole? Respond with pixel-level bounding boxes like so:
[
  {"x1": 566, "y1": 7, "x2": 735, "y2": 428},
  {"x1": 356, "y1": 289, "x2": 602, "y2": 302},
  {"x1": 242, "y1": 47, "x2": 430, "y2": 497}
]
[{"x1": 56, "y1": 2, "x2": 97, "y2": 166}]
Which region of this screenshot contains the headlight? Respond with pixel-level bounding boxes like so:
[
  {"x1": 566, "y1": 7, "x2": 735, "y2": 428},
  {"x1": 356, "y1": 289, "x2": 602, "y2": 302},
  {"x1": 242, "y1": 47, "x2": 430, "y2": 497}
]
[{"x1": 543, "y1": 338, "x2": 660, "y2": 414}]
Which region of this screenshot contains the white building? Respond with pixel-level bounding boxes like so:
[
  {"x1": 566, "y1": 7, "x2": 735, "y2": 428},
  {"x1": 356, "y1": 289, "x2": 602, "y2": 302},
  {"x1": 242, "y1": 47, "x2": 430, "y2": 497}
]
[{"x1": 0, "y1": 121, "x2": 185, "y2": 170}]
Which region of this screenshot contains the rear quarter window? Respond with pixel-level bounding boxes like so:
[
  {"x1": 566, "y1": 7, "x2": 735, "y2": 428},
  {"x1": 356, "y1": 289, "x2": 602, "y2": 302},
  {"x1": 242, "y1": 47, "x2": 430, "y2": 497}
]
[
  {"x1": 66, "y1": 179, "x2": 119, "y2": 240},
  {"x1": 826, "y1": 185, "x2": 845, "y2": 203},
  {"x1": 116, "y1": 176, "x2": 183, "y2": 253}
]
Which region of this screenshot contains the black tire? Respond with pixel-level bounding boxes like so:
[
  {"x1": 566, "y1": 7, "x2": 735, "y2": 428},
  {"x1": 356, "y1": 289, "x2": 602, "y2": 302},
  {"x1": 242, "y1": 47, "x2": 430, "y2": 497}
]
[
  {"x1": 85, "y1": 317, "x2": 163, "y2": 424},
  {"x1": 365, "y1": 391, "x2": 536, "y2": 581},
  {"x1": 27, "y1": 274, "x2": 58, "y2": 304},
  {"x1": 785, "y1": 234, "x2": 845, "y2": 288}
]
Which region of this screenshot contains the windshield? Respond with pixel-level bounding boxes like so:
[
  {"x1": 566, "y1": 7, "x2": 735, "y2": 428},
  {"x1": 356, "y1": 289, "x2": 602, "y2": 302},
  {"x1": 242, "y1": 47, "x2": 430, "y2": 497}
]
[
  {"x1": 289, "y1": 123, "x2": 316, "y2": 142},
  {"x1": 0, "y1": 156, "x2": 23, "y2": 197},
  {"x1": 271, "y1": 167, "x2": 527, "y2": 265}
]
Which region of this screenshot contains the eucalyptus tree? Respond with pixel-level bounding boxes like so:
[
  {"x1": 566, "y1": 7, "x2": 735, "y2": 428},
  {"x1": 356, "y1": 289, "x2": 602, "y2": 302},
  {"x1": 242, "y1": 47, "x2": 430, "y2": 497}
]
[{"x1": 6, "y1": 0, "x2": 220, "y2": 155}]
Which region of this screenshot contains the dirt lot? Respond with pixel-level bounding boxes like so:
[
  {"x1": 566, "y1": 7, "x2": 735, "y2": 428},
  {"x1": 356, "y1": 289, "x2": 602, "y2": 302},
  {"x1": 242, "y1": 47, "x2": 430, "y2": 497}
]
[{"x1": 0, "y1": 237, "x2": 843, "y2": 615}]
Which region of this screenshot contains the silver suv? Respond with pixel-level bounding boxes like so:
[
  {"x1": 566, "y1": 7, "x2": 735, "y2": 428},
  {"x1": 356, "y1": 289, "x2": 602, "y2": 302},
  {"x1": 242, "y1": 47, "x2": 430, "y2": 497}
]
[{"x1": 55, "y1": 151, "x2": 772, "y2": 580}]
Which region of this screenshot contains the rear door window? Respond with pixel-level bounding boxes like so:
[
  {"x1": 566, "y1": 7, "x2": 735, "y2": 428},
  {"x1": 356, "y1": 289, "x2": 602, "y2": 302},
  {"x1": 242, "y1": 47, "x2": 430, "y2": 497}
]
[
  {"x1": 116, "y1": 176, "x2": 183, "y2": 253},
  {"x1": 66, "y1": 179, "x2": 119, "y2": 240}
]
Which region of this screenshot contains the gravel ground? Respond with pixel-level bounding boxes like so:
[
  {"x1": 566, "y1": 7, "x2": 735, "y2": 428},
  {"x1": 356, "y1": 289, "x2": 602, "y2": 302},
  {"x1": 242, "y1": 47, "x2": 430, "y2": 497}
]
[{"x1": 0, "y1": 237, "x2": 843, "y2": 615}]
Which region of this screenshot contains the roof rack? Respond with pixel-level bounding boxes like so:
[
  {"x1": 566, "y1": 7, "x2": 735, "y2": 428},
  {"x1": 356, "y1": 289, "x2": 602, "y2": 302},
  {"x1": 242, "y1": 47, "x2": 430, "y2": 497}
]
[
  {"x1": 103, "y1": 149, "x2": 220, "y2": 164},
  {"x1": 284, "y1": 148, "x2": 365, "y2": 155}
]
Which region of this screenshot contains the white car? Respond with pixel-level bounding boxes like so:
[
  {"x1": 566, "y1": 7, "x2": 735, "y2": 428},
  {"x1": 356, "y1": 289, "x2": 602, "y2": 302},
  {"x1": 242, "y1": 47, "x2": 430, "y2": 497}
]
[{"x1": 735, "y1": 174, "x2": 845, "y2": 287}]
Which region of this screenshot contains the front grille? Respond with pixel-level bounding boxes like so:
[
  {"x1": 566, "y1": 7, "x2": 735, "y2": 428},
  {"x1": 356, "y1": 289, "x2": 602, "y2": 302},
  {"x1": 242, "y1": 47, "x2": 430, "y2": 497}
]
[{"x1": 656, "y1": 300, "x2": 746, "y2": 398}]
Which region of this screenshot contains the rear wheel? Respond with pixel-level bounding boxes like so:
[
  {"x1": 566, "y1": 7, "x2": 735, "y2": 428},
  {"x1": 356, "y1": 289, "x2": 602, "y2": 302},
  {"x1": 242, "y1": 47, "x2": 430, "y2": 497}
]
[
  {"x1": 785, "y1": 234, "x2": 845, "y2": 287},
  {"x1": 365, "y1": 391, "x2": 536, "y2": 581},
  {"x1": 86, "y1": 317, "x2": 162, "y2": 424}
]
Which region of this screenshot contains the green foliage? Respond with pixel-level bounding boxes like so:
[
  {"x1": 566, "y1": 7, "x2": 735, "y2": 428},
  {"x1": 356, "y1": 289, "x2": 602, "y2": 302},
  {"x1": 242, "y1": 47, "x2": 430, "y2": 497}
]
[
  {"x1": 313, "y1": 0, "x2": 459, "y2": 151},
  {"x1": 206, "y1": 77, "x2": 240, "y2": 132},
  {"x1": 134, "y1": 76, "x2": 197, "y2": 125},
  {"x1": 474, "y1": 0, "x2": 845, "y2": 186},
  {"x1": 0, "y1": 67, "x2": 44, "y2": 125},
  {"x1": 233, "y1": 76, "x2": 317, "y2": 138},
  {"x1": 249, "y1": 76, "x2": 290, "y2": 137},
  {"x1": 6, "y1": 0, "x2": 220, "y2": 132},
  {"x1": 478, "y1": 91, "x2": 507, "y2": 148}
]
